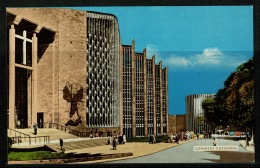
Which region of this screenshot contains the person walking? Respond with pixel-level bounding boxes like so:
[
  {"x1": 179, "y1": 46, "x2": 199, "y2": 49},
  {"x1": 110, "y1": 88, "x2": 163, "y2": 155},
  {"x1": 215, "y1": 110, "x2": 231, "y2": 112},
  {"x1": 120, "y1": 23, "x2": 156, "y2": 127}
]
[
  {"x1": 170, "y1": 133, "x2": 173, "y2": 143},
  {"x1": 213, "y1": 138, "x2": 216, "y2": 146},
  {"x1": 107, "y1": 136, "x2": 111, "y2": 145},
  {"x1": 33, "y1": 123, "x2": 38, "y2": 135},
  {"x1": 113, "y1": 137, "x2": 117, "y2": 150},
  {"x1": 60, "y1": 139, "x2": 64, "y2": 149},
  {"x1": 17, "y1": 120, "x2": 20, "y2": 129},
  {"x1": 175, "y1": 134, "x2": 179, "y2": 144},
  {"x1": 209, "y1": 131, "x2": 212, "y2": 139},
  {"x1": 39, "y1": 119, "x2": 43, "y2": 128},
  {"x1": 153, "y1": 134, "x2": 156, "y2": 144},
  {"x1": 149, "y1": 135, "x2": 153, "y2": 144},
  {"x1": 90, "y1": 128, "x2": 93, "y2": 138},
  {"x1": 123, "y1": 134, "x2": 126, "y2": 144},
  {"x1": 21, "y1": 119, "x2": 24, "y2": 128}
]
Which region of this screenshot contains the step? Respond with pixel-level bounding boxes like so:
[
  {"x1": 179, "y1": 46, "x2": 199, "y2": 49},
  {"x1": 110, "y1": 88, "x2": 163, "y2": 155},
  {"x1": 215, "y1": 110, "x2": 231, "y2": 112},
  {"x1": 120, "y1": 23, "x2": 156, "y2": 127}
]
[
  {"x1": 8, "y1": 128, "x2": 78, "y2": 140},
  {"x1": 45, "y1": 138, "x2": 107, "y2": 152}
]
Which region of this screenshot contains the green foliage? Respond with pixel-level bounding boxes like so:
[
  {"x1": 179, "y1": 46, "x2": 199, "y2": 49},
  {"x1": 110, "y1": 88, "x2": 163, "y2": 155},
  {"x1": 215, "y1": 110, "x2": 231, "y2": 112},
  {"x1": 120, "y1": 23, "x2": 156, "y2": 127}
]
[
  {"x1": 8, "y1": 151, "x2": 68, "y2": 161},
  {"x1": 195, "y1": 114, "x2": 204, "y2": 128},
  {"x1": 202, "y1": 57, "x2": 254, "y2": 130},
  {"x1": 236, "y1": 58, "x2": 254, "y2": 72},
  {"x1": 202, "y1": 98, "x2": 215, "y2": 124}
]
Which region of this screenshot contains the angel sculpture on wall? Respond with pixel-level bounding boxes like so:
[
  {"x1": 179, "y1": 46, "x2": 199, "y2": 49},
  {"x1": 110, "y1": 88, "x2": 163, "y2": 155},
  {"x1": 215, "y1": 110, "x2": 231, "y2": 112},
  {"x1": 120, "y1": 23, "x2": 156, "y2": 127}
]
[{"x1": 63, "y1": 85, "x2": 83, "y2": 126}]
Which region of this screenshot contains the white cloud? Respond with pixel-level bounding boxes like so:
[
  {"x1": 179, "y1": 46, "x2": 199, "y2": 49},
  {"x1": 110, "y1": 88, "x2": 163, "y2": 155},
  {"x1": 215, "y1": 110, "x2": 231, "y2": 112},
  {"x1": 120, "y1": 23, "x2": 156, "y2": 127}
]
[
  {"x1": 146, "y1": 44, "x2": 160, "y2": 59},
  {"x1": 144, "y1": 46, "x2": 249, "y2": 69},
  {"x1": 168, "y1": 56, "x2": 192, "y2": 67},
  {"x1": 196, "y1": 48, "x2": 222, "y2": 65}
]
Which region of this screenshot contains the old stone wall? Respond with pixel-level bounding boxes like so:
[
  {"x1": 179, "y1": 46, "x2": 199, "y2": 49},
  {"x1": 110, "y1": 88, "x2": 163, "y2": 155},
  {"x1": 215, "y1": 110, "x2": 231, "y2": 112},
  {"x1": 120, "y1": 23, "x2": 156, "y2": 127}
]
[
  {"x1": 7, "y1": 8, "x2": 87, "y2": 128},
  {"x1": 168, "y1": 114, "x2": 187, "y2": 133},
  {"x1": 176, "y1": 115, "x2": 186, "y2": 132},
  {"x1": 168, "y1": 115, "x2": 176, "y2": 134}
]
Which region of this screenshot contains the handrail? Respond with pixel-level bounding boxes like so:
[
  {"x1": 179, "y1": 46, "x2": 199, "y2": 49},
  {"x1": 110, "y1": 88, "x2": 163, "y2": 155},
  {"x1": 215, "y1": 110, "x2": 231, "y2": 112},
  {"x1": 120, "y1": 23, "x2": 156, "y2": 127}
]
[
  {"x1": 11, "y1": 136, "x2": 50, "y2": 145},
  {"x1": 49, "y1": 123, "x2": 90, "y2": 137},
  {"x1": 49, "y1": 123, "x2": 110, "y2": 138},
  {"x1": 8, "y1": 128, "x2": 30, "y2": 138},
  {"x1": 8, "y1": 128, "x2": 50, "y2": 145}
]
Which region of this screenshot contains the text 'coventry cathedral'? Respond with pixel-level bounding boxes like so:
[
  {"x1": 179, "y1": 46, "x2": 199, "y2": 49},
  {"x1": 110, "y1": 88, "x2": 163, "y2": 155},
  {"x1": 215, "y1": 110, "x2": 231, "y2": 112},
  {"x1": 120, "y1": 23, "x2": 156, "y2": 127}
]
[{"x1": 7, "y1": 8, "x2": 168, "y2": 138}]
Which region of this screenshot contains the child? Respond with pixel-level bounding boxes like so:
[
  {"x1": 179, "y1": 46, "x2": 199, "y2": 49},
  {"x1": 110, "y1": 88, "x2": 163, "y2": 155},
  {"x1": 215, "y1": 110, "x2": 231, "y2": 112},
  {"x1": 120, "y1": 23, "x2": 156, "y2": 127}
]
[{"x1": 213, "y1": 138, "x2": 216, "y2": 146}]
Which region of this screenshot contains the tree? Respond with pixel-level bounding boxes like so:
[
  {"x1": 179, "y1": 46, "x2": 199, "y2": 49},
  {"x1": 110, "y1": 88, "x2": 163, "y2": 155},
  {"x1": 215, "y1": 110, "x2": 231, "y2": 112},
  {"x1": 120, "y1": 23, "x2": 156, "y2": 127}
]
[
  {"x1": 202, "y1": 58, "x2": 254, "y2": 132},
  {"x1": 225, "y1": 58, "x2": 254, "y2": 129},
  {"x1": 202, "y1": 98, "x2": 215, "y2": 126},
  {"x1": 195, "y1": 114, "x2": 205, "y2": 133}
]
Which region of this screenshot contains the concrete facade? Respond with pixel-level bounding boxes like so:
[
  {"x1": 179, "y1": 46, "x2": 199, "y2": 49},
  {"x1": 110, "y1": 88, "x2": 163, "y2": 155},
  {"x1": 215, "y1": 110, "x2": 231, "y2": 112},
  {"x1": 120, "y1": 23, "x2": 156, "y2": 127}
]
[
  {"x1": 85, "y1": 12, "x2": 120, "y2": 129},
  {"x1": 122, "y1": 41, "x2": 168, "y2": 137},
  {"x1": 186, "y1": 94, "x2": 215, "y2": 134}
]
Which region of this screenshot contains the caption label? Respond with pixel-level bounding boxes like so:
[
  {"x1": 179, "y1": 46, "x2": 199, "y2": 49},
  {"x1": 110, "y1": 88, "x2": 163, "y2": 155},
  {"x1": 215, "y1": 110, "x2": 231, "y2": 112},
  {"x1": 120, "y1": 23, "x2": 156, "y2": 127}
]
[{"x1": 194, "y1": 146, "x2": 239, "y2": 151}]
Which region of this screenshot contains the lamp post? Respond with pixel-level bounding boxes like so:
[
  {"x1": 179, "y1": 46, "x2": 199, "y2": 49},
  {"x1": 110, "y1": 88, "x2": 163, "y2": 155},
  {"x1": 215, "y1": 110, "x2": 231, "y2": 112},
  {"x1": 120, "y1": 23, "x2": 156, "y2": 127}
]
[{"x1": 245, "y1": 125, "x2": 249, "y2": 148}]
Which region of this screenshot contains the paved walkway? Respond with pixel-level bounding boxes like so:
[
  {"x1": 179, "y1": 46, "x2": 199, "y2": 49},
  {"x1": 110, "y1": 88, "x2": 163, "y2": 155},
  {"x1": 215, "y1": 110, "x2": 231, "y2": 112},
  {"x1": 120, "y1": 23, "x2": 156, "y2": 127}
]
[
  {"x1": 107, "y1": 138, "x2": 254, "y2": 163},
  {"x1": 70, "y1": 138, "x2": 196, "y2": 164},
  {"x1": 8, "y1": 133, "x2": 255, "y2": 164},
  {"x1": 9, "y1": 138, "x2": 196, "y2": 164},
  {"x1": 239, "y1": 139, "x2": 254, "y2": 152}
]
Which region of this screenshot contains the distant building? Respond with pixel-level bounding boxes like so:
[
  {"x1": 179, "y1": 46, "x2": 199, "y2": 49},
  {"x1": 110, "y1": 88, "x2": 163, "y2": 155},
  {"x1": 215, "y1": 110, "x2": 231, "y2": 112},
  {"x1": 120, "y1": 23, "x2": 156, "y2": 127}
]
[
  {"x1": 186, "y1": 94, "x2": 215, "y2": 134},
  {"x1": 168, "y1": 115, "x2": 177, "y2": 134},
  {"x1": 168, "y1": 114, "x2": 186, "y2": 133}
]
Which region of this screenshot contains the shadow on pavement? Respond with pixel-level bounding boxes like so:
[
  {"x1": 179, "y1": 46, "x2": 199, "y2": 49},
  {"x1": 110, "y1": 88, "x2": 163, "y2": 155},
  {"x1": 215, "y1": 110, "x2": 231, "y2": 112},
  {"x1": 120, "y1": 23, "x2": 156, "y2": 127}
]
[{"x1": 203, "y1": 151, "x2": 254, "y2": 163}]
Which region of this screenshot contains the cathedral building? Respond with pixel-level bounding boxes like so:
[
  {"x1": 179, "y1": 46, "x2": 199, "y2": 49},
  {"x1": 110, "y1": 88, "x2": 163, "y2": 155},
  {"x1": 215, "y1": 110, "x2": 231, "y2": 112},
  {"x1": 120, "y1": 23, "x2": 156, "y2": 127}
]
[{"x1": 6, "y1": 8, "x2": 168, "y2": 137}]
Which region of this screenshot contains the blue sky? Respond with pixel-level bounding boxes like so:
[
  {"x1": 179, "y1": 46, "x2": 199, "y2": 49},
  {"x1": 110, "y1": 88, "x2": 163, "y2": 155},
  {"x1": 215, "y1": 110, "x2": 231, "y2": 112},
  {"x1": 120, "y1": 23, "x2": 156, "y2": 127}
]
[{"x1": 68, "y1": 6, "x2": 253, "y2": 115}]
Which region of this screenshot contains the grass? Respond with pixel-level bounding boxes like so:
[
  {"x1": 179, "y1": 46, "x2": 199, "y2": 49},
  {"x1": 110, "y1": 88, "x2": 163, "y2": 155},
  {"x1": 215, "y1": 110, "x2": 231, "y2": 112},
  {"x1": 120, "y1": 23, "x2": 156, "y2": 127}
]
[{"x1": 8, "y1": 151, "x2": 68, "y2": 161}]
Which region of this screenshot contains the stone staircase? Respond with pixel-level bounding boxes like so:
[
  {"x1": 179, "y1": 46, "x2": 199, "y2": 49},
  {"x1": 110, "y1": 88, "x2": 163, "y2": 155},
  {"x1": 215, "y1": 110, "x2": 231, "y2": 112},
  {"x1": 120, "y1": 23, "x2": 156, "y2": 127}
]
[
  {"x1": 45, "y1": 138, "x2": 108, "y2": 152},
  {"x1": 9, "y1": 128, "x2": 78, "y2": 140},
  {"x1": 9, "y1": 128, "x2": 108, "y2": 151}
]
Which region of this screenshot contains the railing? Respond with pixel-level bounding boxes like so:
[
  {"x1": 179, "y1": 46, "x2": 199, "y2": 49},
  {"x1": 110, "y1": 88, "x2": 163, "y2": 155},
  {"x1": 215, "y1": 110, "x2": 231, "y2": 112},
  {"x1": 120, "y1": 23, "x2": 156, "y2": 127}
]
[
  {"x1": 8, "y1": 128, "x2": 50, "y2": 145},
  {"x1": 49, "y1": 123, "x2": 91, "y2": 137},
  {"x1": 8, "y1": 128, "x2": 30, "y2": 144},
  {"x1": 11, "y1": 136, "x2": 50, "y2": 145},
  {"x1": 49, "y1": 123, "x2": 111, "y2": 138},
  {"x1": 8, "y1": 128, "x2": 30, "y2": 138}
]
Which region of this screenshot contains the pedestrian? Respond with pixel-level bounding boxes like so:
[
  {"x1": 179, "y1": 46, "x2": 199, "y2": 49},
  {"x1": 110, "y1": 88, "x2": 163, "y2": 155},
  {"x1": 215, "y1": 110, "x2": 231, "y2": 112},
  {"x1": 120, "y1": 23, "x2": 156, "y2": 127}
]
[
  {"x1": 107, "y1": 136, "x2": 111, "y2": 145},
  {"x1": 90, "y1": 128, "x2": 93, "y2": 138},
  {"x1": 33, "y1": 123, "x2": 38, "y2": 135},
  {"x1": 197, "y1": 133, "x2": 199, "y2": 140},
  {"x1": 21, "y1": 119, "x2": 24, "y2": 128},
  {"x1": 113, "y1": 137, "x2": 117, "y2": 150},
  {"x1": 153, "y1": 134, "x2": 156, "y2": 144},
  {"x1": 213, "y1": 138, "x2": 216, "y2": 146},
  {"x1": 175, "y1": 134, "x2": 179, "y2": 144},
  {"x1": 60, "y1": 138, "x2": 64, "y2": 149},
  {"x1": 149, "y1": 135, "x2": 153, "y2": 144},
  {"x1": 123, "y1": 134, "x2": 126, "y2": 144},
  {"x1": 17, "y1": 120, "x2": 20, "y2": 129},
  {"x1": 39, "y1": 119, "x2": 43, "y2": 128},
  {"x1": 170, "y1": 133, "x2": 173, "y2": 143}
]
